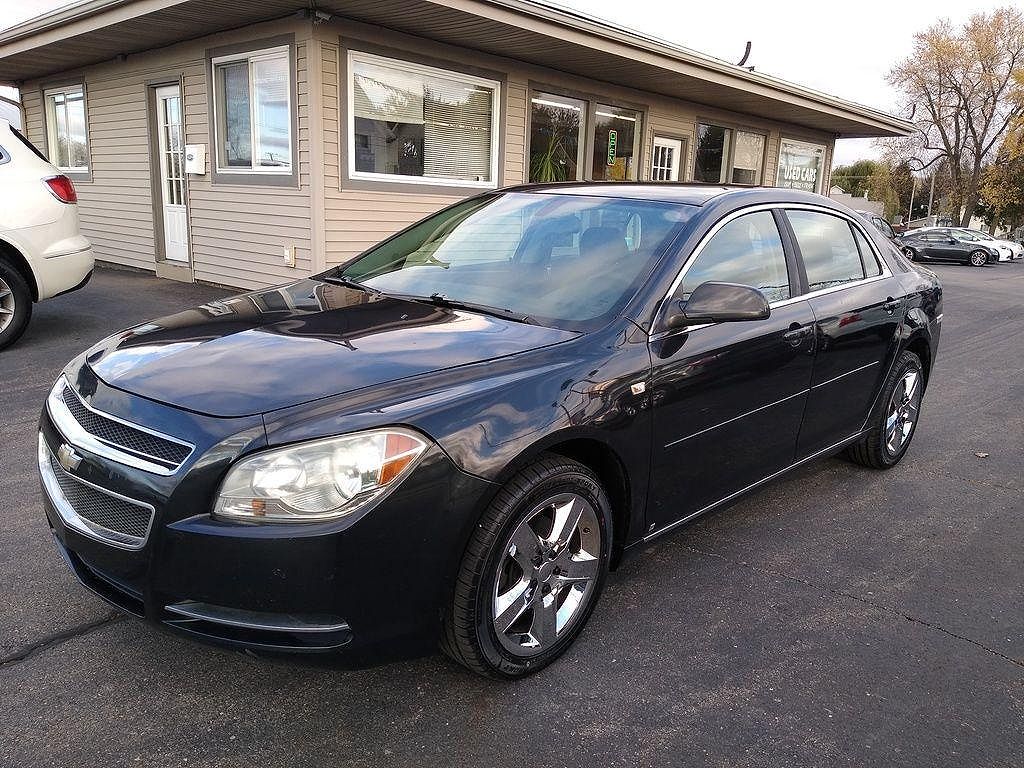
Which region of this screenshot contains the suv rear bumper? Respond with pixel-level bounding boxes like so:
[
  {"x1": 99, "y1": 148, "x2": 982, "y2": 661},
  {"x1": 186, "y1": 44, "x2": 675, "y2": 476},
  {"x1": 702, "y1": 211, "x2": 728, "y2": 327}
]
[{"x1": 35, "y1": 244, "x2": 94, "y2": 300}]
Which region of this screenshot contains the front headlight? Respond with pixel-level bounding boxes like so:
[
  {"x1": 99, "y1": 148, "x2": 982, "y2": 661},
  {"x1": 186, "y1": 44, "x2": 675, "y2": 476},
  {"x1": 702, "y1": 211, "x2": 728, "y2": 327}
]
[{"x1": 213, "y1": 428, "x2": 427, "y2": 522}]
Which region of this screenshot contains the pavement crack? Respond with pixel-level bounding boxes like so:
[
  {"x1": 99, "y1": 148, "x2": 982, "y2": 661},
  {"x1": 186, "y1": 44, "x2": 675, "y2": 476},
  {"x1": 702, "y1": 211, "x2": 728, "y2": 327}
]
[
  {"x1": 684, "y1": 544, "x2": 1024, "y2": 670},
  {"x1": 0, "y1": 613, "x2": 122, "y2": 670}
]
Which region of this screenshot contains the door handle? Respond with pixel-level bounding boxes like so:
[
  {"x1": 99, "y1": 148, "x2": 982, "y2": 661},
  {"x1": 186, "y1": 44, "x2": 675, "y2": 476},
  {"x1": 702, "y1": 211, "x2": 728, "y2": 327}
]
[
  {"x1": 783, "y1": 325, "x2": 813, "y2": 347},
  {"x1": 883, "y1": 297, "x2": 902, "y2": 314}
]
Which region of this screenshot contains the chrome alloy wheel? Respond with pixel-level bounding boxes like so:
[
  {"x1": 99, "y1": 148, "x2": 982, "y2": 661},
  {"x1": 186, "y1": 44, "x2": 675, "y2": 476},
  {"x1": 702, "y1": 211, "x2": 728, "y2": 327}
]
[
  {"x1": 491, "y1": 492, "x2": 601, "y2": 657},
  {"x1": 970, "y1": 250, "x2": 988, "y2": 267},
  {"x1": 903, "y1": 247, "x2": 916, "y2": 261},
  {"x1": 885, "y1": 368, "x2": 921, "y2": 456},
  {"x1": 0, "y1": 275, "x2": 15, "y2": 334}
]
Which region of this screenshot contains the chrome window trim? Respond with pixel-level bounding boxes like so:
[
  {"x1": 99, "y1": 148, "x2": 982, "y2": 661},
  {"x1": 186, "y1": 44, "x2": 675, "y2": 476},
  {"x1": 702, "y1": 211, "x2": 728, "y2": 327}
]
[
  {"x1": 650, "y1": 202, "x2": 893, "y2": 341},
  {"x1": 46, "y1": 377, "x2": 194, "y2": 476},
  {"x1": 38, "y1": 433, "x2": 155, "y2": 551}
]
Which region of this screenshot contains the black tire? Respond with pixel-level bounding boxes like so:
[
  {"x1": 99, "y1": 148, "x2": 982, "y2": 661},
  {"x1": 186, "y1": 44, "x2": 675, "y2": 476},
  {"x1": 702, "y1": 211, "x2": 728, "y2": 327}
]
[
  {"x1": 847, "y1": 350, "x2": 924, "y2": 469},
  {"x1": 969, "y1": 249, "x2": 989, "y2": 267},
  {"x1": 442, "y1": 454, "x2": 613, "y2": 678},
  {"x1": 0, "y1": 260, "x2": 32, "y2": 351},
  {"x1": 902, "y1": 246, "x2": 917, "y2": 262}
]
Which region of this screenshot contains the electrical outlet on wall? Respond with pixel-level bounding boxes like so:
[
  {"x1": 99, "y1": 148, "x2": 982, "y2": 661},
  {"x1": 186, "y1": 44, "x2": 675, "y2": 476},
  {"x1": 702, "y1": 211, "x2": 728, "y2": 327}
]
[{"x1": 283, "y1": 244, "x2": 296, "y2": 267}]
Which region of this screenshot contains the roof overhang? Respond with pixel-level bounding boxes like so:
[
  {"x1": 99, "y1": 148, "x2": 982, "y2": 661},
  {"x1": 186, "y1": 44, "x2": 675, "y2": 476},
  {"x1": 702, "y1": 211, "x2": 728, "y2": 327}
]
[{"x1": 0, "y1": 0, "x2": 912, "y2": 139}]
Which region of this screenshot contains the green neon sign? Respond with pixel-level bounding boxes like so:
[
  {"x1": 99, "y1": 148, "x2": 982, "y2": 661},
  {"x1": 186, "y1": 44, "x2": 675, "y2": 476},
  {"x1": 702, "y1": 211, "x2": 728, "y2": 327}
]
[{"x1": 606, "y1": 129, "x2": 618, "y2": 166}]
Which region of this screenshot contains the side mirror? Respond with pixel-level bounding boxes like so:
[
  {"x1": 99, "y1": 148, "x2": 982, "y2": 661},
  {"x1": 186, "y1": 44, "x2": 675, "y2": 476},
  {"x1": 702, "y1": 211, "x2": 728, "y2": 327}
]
[
  {"x1": 664, "y1": 281, "x2": 771, "y2": 329},
  {"x1": 948, "y1": 237, "x2": 958, "y2": 244}
]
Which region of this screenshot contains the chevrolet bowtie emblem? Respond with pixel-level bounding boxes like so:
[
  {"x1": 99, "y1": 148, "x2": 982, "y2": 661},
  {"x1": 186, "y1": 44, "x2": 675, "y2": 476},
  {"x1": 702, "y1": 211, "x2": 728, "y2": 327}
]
[{"x1": 56, "y1": 443, "x2": 82, "y2": 472}]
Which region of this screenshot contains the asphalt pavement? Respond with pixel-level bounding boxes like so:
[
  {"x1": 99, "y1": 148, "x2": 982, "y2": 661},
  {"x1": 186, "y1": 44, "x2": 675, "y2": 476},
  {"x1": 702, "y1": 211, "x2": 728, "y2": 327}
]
[{"x1": 0, "y1": 262, "x2": 1021, "y2": 768}]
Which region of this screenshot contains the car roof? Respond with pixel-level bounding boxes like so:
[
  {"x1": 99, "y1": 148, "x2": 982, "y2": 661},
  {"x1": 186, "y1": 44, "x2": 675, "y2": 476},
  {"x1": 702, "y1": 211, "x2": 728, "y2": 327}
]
[{"x1": 497, "y1": 182, "x2": 838, "y2": 208}]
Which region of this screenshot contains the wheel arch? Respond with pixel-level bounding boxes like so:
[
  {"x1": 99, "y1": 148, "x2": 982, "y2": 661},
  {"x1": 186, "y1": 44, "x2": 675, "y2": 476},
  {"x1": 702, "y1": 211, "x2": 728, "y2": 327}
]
[
  {"x1": 0, "y1": 238, "x2": 39, "y2": 301},
  {"x1": 903, "y1": 332, "x2": 932, "y2": 390},
  {"x1": 491, "y1": 433, "x2": 634, "y2": 569}
]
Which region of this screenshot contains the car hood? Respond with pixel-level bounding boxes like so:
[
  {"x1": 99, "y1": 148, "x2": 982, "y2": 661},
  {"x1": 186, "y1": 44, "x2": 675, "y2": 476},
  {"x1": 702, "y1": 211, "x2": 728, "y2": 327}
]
[{"x1": 84, "y1": 279, "x2": 578, "y2": 417}]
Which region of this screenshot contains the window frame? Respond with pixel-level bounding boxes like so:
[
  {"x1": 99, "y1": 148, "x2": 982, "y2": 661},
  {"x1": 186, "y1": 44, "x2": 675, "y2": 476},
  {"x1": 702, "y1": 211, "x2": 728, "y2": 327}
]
[
  {"x1": 346, "y1": 49, "x2": 502, "y2": 190},
  {"x1": 526, "y1": 82, "x2": 647, "y2": 184},
  {"x1": 42, "y1": 82, "x2": 91, "y2": 178},
  {"x1": 692, "y1": 119, "x2": 768, "y2": 187},
  {"x1": 207, "y1": 37, "x2": 297, "y2": 187},
  {"x1": 652, "y1": 203, "x2": 890, "y2": 340}
]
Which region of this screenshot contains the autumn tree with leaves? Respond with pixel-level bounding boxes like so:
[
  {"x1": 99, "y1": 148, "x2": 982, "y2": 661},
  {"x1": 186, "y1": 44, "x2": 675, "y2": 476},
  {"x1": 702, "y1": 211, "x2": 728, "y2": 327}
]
[
  {"x1": 887, "y1": 7, "x2": 1024, "y2": 226},
  {"x1": 978, "y1": 117, "x2": 1024, "y2": 230}
]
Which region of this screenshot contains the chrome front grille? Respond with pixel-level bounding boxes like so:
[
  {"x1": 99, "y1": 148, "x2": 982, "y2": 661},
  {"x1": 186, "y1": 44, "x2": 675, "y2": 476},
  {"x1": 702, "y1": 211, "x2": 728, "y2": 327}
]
[
  {"x1": 61, "y1": 385, "x2": 191, "y2": 466},
  {"x1": 46, "y1": 378, "x2": 194, "y2": 475},
  {"x1": 39, "y1": 435, "x2": 155, "y2": 549}
]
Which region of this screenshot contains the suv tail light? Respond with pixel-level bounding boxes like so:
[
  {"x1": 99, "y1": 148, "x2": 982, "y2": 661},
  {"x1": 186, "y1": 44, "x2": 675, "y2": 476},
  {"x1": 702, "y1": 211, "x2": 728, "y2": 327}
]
[{"x1": 43, "y1": 175, "x2": 78, "y2": 204}]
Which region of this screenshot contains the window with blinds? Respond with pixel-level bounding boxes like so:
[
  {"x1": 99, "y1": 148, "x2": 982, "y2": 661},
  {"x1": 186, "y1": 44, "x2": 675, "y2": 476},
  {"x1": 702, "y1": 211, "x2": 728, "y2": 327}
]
[{"x1": 350, "y1": 52, "x2": 499, "y2": 186}]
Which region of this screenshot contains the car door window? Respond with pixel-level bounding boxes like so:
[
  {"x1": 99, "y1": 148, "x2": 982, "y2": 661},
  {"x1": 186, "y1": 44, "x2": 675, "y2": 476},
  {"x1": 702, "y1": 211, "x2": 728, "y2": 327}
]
[
  {"x1": 852, "y1": 226, "x2": 882, "y2": 277},
  {"x1": 678, "y1": 211, "x2": 790, "y2": 303},
  {"x1": 787, "y1": 210, "x2": 866, "y2": 290}
]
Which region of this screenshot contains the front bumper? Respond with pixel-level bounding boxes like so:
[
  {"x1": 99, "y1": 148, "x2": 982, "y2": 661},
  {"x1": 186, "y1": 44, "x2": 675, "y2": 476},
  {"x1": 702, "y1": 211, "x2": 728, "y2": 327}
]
[{"x1": 39, "y1": 368, "x2": 495, "y2": 663}]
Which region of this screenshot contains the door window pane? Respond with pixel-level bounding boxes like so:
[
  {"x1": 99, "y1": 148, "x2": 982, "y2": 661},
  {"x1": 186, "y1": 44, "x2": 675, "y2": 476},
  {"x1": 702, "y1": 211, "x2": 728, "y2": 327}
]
[
  {"x1": 852, "y1": 226, "x2": 882, "y2": 276},
  {"x1": 776, "y1": 139, "x2": 825, "y2": 192},
  {"x1": 694, "y1": 123, "x2": 731, "y2": 183},
  {"x1": 213, "y1": 47, "x2": 292, "y2": 173},
  {"x1": 591, "y1": 104, "x2": 640, "y2": 181},
  {"x1": 44, "y1": 86, "x2": 89, "y2": 171},
  {"x1": 253, "y1": 56, "x2": 290, "y2": 167},
  {"x1": 787, "y1": 210, "x2": 866, "y2": 290},
  {"x1": 679, "y1": 211, "x2": 790, "y2": 303},
  {"x1": 529, "y1": 93, "x2": 585, "y2": 182},
  {"x1": 731, "y1": 131, "x2": 765, "y2": 185},
  {"x1": 352, "y1": 53, "x2": 497, "y2": 184}
]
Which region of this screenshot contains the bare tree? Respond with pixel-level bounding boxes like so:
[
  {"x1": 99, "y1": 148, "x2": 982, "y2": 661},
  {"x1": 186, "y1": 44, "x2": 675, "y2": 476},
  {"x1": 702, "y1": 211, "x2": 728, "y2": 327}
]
[{"x1": 887, "y1": 7, "x2": 1024, "y2": 226}]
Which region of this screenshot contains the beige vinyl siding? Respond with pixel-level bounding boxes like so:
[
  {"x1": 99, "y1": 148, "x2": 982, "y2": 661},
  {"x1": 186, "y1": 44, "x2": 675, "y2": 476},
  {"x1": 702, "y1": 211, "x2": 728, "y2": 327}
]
[
  {"x1": 22, "y1": 88, "x2": 44, "y2": 148},
  {"x1": 19, "y1": 18, "x2": 314, "y2": 290},
  {"x1": 504, "y1": 75, "x2": 528, "y2": 185},
  {"x1": 645, "y1": 103, "x2": 697, "y2": 181}
]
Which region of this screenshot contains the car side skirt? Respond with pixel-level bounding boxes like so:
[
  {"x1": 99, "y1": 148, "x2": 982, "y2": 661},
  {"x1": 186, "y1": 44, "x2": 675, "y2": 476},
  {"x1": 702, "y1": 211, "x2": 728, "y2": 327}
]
[{"x1": 636, "y1": 429, "x2": 867, "y2": 545}]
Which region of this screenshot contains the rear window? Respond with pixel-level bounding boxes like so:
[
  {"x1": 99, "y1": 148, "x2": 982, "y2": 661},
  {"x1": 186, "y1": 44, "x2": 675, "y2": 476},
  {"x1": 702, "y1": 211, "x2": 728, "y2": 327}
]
[
  {"x1": 786, "y1": 210, "x2": 866, "y2": 291},
  {"x1": 9, "y1": 125, "x2": 49, "y2": 163}
]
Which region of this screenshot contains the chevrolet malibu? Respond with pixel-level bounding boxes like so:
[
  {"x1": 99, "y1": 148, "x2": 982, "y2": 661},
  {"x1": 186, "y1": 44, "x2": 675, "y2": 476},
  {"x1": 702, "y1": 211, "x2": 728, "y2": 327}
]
[{"x1": 39, "y1": 185, "x2": 942, "y2": 678}]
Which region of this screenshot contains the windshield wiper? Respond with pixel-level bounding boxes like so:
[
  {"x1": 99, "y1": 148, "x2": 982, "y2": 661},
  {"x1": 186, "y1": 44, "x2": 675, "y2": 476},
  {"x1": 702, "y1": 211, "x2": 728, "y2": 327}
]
[
  {"x1": 397, "y1": 292, "x2": 536, "y2": 325},
  {"x1": 320, "y1": 273, "x2": 382, "y2": 295}
]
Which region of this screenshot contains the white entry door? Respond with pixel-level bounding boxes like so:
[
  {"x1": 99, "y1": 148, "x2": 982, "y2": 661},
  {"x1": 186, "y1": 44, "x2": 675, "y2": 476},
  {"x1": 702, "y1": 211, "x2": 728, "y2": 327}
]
[
  {"x1": 651, "y1": 137, "x2": 683, "y2": 181},
  {"x1": 154, "y1": 85, "x2": 189, "y2": 263}
]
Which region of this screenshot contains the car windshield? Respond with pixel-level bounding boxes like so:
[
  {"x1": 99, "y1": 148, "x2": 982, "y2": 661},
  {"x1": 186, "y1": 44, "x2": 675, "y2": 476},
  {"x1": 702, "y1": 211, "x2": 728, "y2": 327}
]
[{"x1": 337, "y1": 192, "x2": 695, "y2": 332}]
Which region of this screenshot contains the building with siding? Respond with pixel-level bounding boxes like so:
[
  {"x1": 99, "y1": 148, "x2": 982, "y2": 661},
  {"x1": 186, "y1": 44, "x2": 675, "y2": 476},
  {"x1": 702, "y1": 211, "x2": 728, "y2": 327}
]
[{"x1": 0, "y1": 0, "x2": 911, "y2": 290}]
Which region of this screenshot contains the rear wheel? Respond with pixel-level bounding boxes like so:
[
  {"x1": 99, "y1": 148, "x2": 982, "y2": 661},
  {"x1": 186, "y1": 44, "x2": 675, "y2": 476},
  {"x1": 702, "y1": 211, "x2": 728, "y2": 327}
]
[
  {"x1": 969, "y1": 249, "x2": 989, "y2": 267},
  {"x1": 442, "y1": 454, "x2": 612, "y2": 678},
  {"x1": 0, "y1": 261, "x2": 32, "y2": 351},
  {"x1": 847, "y1": 350, "x2": 924, "y2": 469}
]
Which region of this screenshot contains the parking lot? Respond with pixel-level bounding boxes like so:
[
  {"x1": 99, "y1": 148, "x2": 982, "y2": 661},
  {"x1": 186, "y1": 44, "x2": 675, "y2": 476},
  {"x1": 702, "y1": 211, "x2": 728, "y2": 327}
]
[{"x1": 0, "y1": 262, "x2": 1021, "y2": 767}]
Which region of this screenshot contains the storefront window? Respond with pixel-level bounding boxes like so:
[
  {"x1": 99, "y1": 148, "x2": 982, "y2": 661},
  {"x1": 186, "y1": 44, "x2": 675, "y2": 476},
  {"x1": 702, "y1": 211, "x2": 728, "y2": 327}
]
[
  {"x1": 732, "y1": 130, "x2": 765, "y2": 185},
  {"x1": 694, "y1": 123, "x2": 731, "y2": 183},
  {"x1": 213, "y1": 46, "x2": 292, "y2": 173},
  {"x1": 350, "y1": 52, "x2": 499, "y2": 186},
  {"x1": 529, "y1": 93, "x2": 585, "y2": 183},
  {"x1": 591, "y1": 104, "x2": 640, "y2": 181},
  {"x1": 776, "y1": 139, "x2": 826, "y2": 193}
]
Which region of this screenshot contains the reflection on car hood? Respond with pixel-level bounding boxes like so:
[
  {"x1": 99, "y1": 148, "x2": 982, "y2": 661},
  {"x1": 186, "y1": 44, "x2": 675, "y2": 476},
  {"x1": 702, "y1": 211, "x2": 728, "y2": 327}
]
[{"x1": 84, "y1": 279, "x2": 578, "y2": 417}]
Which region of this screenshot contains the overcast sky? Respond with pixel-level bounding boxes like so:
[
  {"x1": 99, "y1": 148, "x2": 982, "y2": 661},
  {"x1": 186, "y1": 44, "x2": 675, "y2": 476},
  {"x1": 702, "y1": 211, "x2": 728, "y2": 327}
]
[{"x1": 1, "y1": 0, "x2": 1010, "y2": 164}]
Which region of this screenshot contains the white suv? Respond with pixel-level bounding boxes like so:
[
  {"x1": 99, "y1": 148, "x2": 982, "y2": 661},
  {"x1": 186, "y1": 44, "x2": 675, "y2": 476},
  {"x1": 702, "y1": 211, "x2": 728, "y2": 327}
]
[{"x1": 0, "y1": 119, "x2": 94, "y2": 350}]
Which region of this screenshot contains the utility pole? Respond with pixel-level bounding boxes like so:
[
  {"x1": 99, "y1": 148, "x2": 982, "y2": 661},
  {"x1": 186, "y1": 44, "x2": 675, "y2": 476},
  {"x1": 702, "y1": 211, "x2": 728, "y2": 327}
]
[{"x1": 926, "y1": 172, "x2": 936, "y2": 222}]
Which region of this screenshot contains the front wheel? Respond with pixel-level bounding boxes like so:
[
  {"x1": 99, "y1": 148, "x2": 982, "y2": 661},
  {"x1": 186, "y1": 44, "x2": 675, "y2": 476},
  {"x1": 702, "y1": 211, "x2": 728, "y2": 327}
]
[
  {"x1": 903, "y1": 246, "x2": 917, "y2": 261},
  {"x1": 847, "y1": 350, "x2": 924, "y2": 469},
  {"x1": 969, "y1": 249, "x2": 989, "y2": 267},
  {"x1": 442, "y1": 454, "x2": 612, "y2": 678}
]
